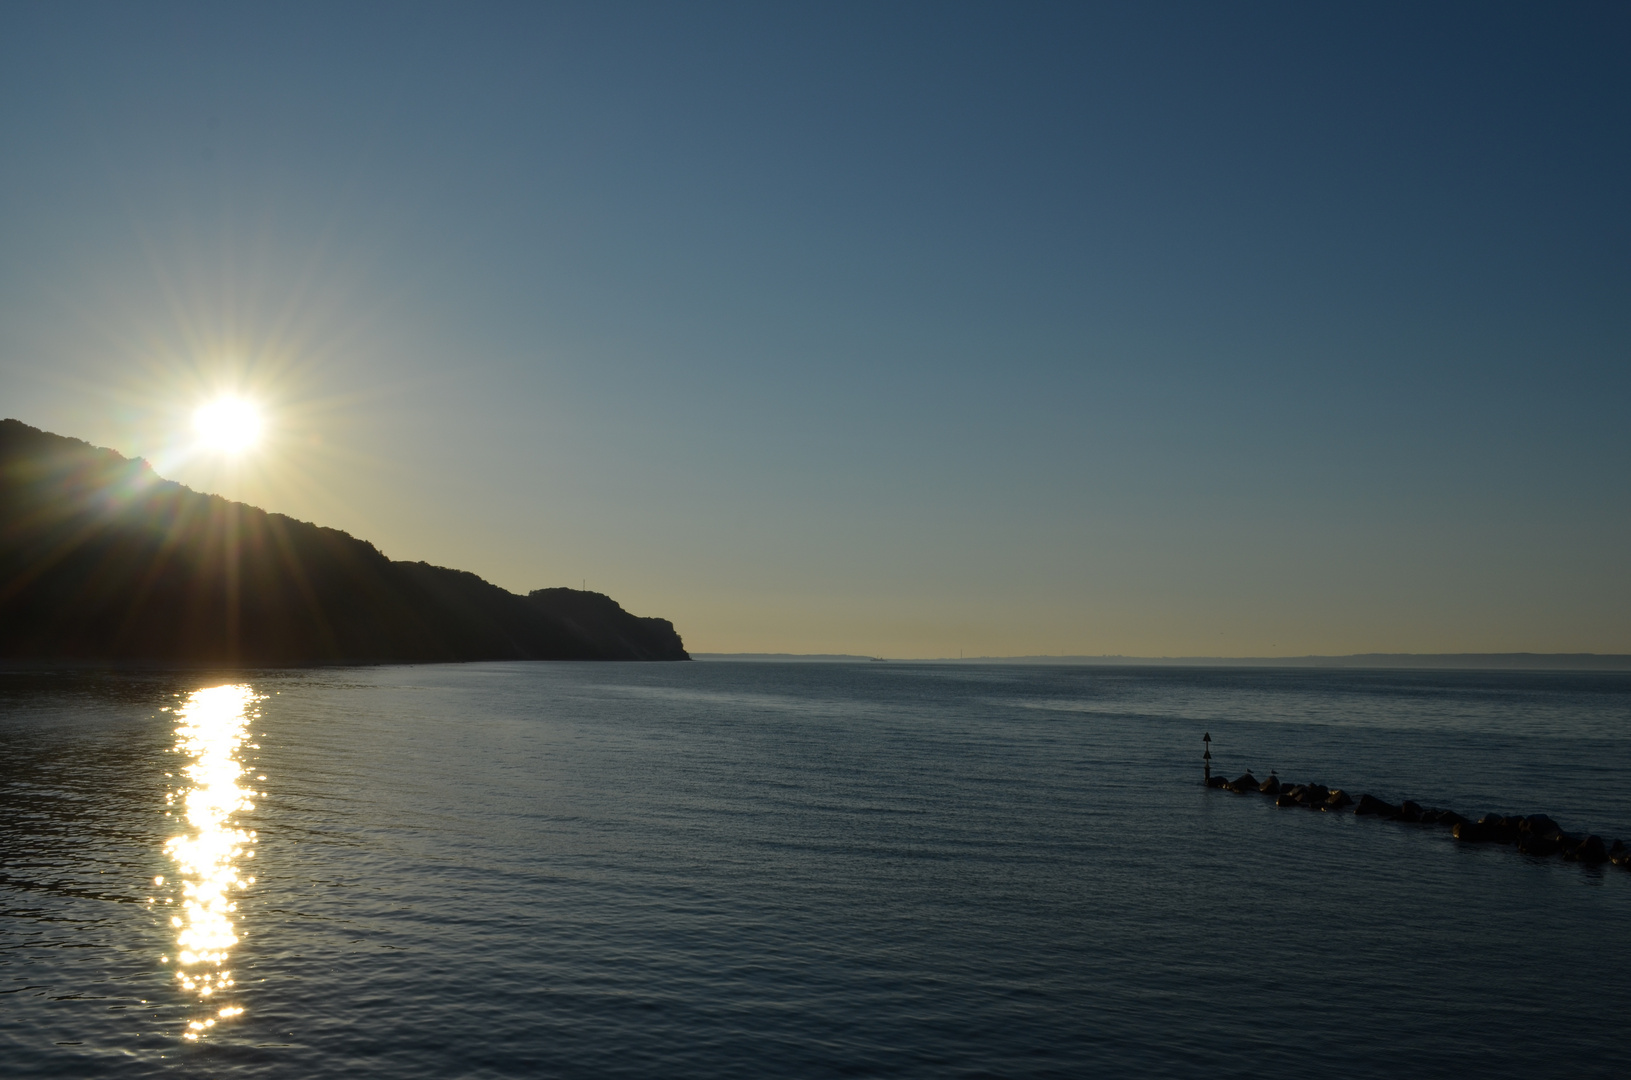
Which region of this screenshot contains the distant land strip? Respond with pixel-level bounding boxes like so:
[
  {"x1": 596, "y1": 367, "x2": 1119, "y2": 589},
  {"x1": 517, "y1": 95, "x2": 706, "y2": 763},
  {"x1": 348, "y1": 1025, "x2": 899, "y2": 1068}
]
[
  {"x1": 941, "y1": 653, "x2": 1631, "y2": 670},
  {"x1": 697, "y1": 653, "x2": 1631, "y2": 671},
  {"x1": 693, "y1": 653, "x2": 884, "y2": 663}
]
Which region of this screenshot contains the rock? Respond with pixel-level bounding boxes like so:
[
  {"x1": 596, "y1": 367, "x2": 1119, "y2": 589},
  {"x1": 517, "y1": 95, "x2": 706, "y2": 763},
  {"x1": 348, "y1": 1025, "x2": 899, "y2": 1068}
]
[
  {"x1": 1564, "y1": 835, "x2": 1608, "y2": 865},
  {"x1": 1516, "y1": 831, "x2": 1561, "y2": 856},
  {"x1": 1279, "y1": 784, "x2": 1313, "y2": 806},
  {"x1": 1520, "y1": 814, "x2": 1560, "y2": 837},
  {"x1": 1477, "y1": 814, "x2": 1519, "y2": 844},
  {"x1": 1196, "y1": 754, "x2": 1619, "y2": 873},
  {"x1": 1435, "y1": 809, "x2": 1474, "y2": 832},
  {"x1": 1292, "y1": 784, "x2": 1330, "y2": 808},
  {"x1": 1455, "y1": 816, "x2": 1520, "y2": 844},
  {"x1": 1355, "y1": 793, "x2": 1398, "y2": 817}
]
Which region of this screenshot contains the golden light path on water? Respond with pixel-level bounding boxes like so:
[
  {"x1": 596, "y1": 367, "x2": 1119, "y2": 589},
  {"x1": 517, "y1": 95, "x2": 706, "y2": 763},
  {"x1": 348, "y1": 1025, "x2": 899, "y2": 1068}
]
[{"x1": 160, "y1": 684, "x2": 261, "y2": 1040}]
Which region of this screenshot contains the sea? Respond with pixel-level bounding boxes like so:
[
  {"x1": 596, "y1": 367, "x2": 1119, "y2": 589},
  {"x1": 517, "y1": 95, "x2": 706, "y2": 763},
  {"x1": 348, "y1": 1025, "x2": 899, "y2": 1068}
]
[{"x1": 2, "y1": 661, "x2": 1628, "y2": 1079}]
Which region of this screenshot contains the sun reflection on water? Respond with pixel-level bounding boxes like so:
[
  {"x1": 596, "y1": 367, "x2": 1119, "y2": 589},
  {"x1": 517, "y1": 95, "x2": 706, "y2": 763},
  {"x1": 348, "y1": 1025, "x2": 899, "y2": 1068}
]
[{"x1": 161, "y1": 684, "x2": 261, "y2": 1040}]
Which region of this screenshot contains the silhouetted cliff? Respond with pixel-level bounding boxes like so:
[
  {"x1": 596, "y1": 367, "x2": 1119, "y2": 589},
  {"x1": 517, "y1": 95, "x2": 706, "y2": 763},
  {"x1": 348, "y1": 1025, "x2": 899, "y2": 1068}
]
[{"x1": 0, "y1": 420, "x2": 688, "y2": 664}]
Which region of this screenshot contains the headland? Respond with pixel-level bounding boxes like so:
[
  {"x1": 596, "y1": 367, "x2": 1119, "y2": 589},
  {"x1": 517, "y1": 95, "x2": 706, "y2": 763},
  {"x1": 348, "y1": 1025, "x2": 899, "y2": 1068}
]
[{"x1": 0, "y1": 419, "x2": 688, "y2": 665}]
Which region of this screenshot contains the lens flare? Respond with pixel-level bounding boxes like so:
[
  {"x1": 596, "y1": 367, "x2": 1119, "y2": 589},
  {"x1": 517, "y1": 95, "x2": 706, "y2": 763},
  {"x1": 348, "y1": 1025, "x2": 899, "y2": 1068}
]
[
  {"x1": 193, "y1": 397, "x2": 263, "y2": 453},
  {"x1": 162, "y1": 684, "x2": 261, "y2": 1039}
]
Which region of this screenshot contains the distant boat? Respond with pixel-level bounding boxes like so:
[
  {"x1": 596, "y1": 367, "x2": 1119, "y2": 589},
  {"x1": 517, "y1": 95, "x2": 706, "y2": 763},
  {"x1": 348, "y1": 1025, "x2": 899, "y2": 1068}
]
[{"x1": 870, "y1": 656, "x2": 887, "y2": 662}]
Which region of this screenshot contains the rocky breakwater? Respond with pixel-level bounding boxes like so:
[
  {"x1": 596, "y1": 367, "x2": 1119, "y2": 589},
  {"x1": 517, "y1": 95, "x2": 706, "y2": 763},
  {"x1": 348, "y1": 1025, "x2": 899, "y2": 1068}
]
[{"x1": 1205, "y1": 770, "x2": 1631, "y2": 871}]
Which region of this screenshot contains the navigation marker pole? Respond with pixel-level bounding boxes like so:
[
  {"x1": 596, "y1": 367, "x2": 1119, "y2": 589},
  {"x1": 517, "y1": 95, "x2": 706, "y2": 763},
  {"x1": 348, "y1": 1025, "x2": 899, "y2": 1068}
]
[{"x1": 1203, "y1": 732, "x2": 1212, "y2": 784}]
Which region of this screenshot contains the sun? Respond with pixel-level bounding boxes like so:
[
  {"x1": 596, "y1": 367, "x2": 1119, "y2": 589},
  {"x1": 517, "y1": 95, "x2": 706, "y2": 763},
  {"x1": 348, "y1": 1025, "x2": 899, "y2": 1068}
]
[{"x1": 193, "y1": 397, "x2": 264, "y2": 454}]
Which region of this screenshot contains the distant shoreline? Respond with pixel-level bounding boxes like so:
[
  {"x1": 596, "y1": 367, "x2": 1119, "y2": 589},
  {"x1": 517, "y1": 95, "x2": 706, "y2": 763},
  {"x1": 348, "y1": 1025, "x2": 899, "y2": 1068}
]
[{"x1": 694, "y1": 652, "x2": 1631, "y2": 671}]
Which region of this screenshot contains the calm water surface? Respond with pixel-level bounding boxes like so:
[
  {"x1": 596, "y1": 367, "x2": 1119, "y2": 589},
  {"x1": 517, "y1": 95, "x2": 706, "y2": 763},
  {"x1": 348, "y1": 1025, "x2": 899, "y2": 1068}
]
[{"x1": 3, "y1": 662, "x2": 1629, "y2": 1078}]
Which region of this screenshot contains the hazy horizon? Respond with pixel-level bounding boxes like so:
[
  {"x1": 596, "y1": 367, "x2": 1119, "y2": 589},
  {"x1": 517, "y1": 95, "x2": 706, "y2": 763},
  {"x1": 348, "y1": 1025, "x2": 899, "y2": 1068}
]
[
  {"x1": 693, "y1": 651, "x2": 1631, "y2": 669},
  {"x1": 2, "y1": 3, "x2": 1626, "y2": 657}
]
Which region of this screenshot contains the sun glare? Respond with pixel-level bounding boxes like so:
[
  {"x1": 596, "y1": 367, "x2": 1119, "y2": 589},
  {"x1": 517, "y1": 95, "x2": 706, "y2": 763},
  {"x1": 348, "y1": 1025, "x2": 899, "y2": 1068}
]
[
  {"x1": 193, "y1": 397, "x2": 263, "y2": 454},
  {"x1": 163, "y1": 684, "x2": 259, "y2": 1040}
]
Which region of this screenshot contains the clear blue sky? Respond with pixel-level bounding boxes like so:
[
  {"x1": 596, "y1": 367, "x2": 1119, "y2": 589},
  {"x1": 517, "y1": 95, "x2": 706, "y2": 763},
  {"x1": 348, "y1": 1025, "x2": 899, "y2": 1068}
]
[{"x1": 2, "y1": 2, "x2": 1626, "y2": 656}]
